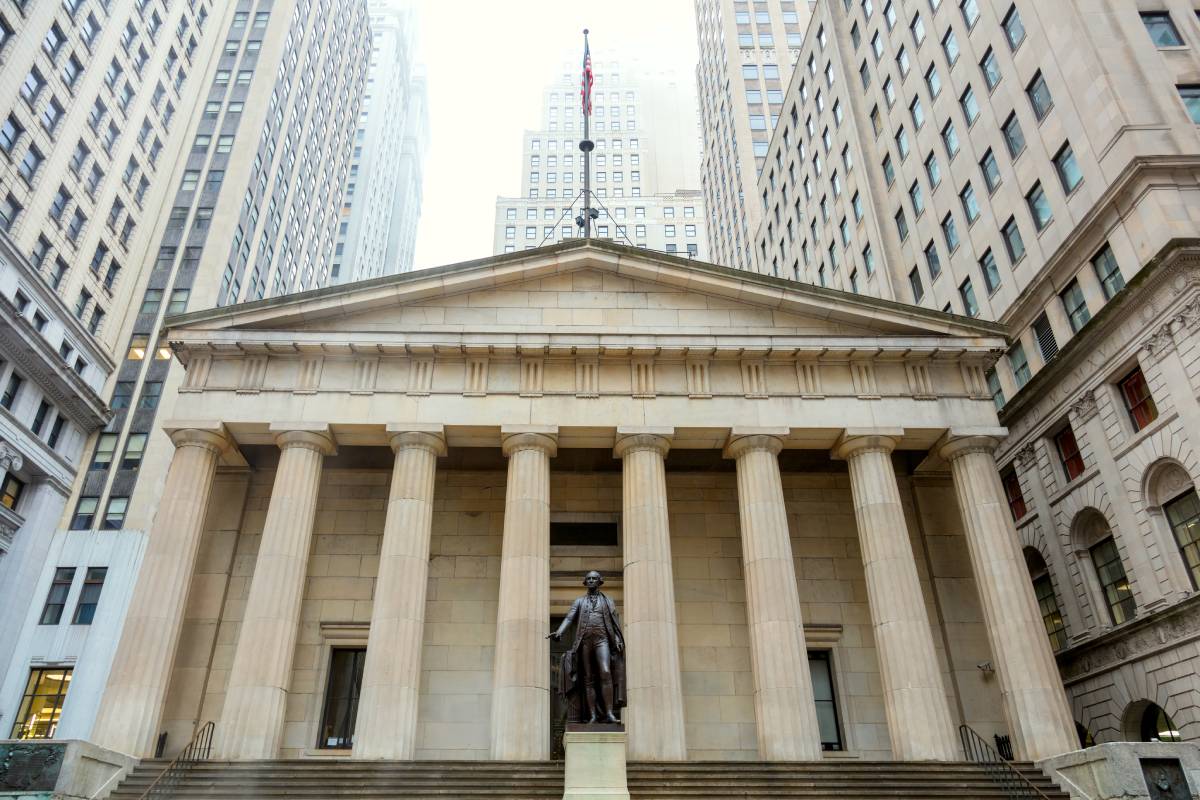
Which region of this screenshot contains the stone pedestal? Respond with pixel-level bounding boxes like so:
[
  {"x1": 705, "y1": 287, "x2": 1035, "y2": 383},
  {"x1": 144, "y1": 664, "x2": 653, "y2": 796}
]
[
  {"x1": 562, "y1": 729, "x2": 631, "y2": 800},
  {"x1": 1041, "y1": 742, "x2": 1200, "y2": 800},
  {"x1": 0, "y1": 739, "x2": 136, "y2": 800}
]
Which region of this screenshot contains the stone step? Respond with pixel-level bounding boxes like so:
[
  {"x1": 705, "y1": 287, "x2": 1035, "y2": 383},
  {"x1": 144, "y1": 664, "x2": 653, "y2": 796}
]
[{"x1": 106, "y1": 760, "x2": 1068, "y2": 800}]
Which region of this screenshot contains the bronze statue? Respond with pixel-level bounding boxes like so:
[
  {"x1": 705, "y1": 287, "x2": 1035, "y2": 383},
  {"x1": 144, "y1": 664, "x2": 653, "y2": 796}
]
[{"x1": 549, "y1": 570, "x2": 626, "y2": 725}]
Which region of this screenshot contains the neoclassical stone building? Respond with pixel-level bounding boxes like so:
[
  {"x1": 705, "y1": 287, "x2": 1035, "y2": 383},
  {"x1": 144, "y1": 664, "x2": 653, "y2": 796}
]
[
  {"x1": 996, "y1": 240, "x2": 1200, "y2": 747},
  {"x1": 88, "y1": 240, "x2": 1079, "y2": 764}
]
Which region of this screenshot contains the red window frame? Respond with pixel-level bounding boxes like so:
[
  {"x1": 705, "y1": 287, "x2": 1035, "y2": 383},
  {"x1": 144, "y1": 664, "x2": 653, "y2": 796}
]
[
  {"x1": 1002, "y1": 469, "x2": 1027, "y2": 521},
  {"x1": 1055, "y1": 426, "x2": 1085, "y2": 482},
  {"x1": 1119, "y1": 367, "x2": 1158, "y2": 432}
]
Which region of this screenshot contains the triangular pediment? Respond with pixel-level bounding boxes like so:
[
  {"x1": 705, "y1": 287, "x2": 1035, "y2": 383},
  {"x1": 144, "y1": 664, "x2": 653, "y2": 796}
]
[{"x1": 164, "y1": 241, "x2": 1006, "y2": 353}]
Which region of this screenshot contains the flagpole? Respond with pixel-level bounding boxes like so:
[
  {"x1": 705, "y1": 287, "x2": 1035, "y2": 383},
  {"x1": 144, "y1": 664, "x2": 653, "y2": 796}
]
[{"x1": 579, "y1": 29, "x2": 594, "y2": 239}]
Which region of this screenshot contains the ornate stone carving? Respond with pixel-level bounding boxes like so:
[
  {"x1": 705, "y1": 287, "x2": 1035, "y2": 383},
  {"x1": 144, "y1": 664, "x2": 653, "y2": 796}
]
[
  {"x1": 1057, "y1": 595, "x2": 1200, "y2": 681},
  {"x1": 1140, "y1": 323, "x2": 1177, "y2": 360},
  {"x1": 1014, "y1": 443, "x2": 1038, "y2": 472},
  {"x1": 0, "y1": 441, "x2": 23, "y2": 473},
  {"x1": 1069, "y1": 390, "x2": 1099, "y2": 424}
]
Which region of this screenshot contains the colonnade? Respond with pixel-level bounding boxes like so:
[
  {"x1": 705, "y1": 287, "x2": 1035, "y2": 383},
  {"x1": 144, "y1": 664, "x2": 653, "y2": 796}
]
[{"x1": 92, "y1": 423, "x2": 1077, "y2": 763}]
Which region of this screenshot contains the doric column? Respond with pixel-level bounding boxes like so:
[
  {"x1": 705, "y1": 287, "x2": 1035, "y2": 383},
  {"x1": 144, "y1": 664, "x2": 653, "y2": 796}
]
[
  {"x1": 614, "y1": 428, "x2": 686, "y2": 761},
  {"x1": 92, "y1": 423, "x2": 230, "y2": 756},
  {"x1": 490, "y1": 426, "x2": 557, "y2": 761},
  {"x1": 939, "y1": 433, "x2": 1077, "y2": 761},
  {"x1": 834, "y1": 431, "x2": 958, "y2": 761},
  {"x1": 353, "y1": 425, "x2": 446, "y2": 759},
  {"x1": 722, "y1": 430, "x2": 822, "y2": 761},
  {"x1": 218, "y1": 425, "x2": 335, "y2": 759}
]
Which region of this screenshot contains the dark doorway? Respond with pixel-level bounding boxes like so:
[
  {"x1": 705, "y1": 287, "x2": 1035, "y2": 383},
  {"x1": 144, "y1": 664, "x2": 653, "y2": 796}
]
[{"x1": 318, "y1": 648, "x2": 365, "y2": 749}]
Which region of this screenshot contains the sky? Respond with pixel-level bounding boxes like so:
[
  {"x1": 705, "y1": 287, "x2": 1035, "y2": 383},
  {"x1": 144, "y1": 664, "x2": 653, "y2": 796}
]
[{"x1": 409, "y1": 0, "x2": 700, "y2": 270}]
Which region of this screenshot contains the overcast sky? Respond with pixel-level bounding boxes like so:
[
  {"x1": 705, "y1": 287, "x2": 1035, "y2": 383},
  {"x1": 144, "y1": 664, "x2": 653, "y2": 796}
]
[{"x1": 410, "y1": 0, "x2": 700, "y2": 270}]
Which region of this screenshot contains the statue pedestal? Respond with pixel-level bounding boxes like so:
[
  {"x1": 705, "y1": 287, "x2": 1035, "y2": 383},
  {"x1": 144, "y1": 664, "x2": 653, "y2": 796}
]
[{"x1": 562, "y1": 727, "x2": 630, "y2": 800}]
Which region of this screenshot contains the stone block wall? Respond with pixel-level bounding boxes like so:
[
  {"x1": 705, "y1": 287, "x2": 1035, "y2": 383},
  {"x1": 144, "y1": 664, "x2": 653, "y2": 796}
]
[{"x1": 161, "y1": 462, "x2": 1002, "y2": 761}]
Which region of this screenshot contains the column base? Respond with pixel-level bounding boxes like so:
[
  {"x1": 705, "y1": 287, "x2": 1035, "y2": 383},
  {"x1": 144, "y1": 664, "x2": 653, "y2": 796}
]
[{"x1": 562, "y1": 729, "x2": 630, "y2": 800}]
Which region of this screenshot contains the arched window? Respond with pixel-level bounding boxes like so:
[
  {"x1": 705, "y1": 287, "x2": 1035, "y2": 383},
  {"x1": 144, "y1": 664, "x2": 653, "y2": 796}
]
[
  {"x1": 1163, "y1": 490, "x2": 1200, "y2": 589},
  {"x1": 1073, "y1": 509, "x2": 1136, "y2": 625},
  {"x1": 1024, "y1": 547, "x2": 1066, "y2": 650},
  {"x1": 1138, "y1": 703, "x2": 1182, "y2": 743}
]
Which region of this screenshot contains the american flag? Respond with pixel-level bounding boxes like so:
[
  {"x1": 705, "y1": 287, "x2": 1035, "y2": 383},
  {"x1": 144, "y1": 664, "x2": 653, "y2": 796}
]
[{"x1": 580, "y1": 34, "x2": 593, "y2": 116}]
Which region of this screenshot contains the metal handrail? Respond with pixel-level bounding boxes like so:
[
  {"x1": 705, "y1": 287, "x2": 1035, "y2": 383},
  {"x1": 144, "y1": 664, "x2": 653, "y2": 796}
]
[
  {"x1": 136, "y1": 721, "x2": 215, "y2": 800},
  {"x1": 959, "y1": 724, "x2": 1053, "y2": 800}
]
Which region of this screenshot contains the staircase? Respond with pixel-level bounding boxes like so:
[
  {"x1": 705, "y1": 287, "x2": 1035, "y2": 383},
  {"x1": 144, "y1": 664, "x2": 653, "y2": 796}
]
[{"x1": 107, "y1": 759, "x2": 1069, "y2": 799}]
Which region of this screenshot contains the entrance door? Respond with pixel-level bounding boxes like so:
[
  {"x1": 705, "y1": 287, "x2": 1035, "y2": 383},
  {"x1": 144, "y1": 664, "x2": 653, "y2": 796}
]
[{"x1": 549, "y1": 615, "x2": 568, "y2": 760}]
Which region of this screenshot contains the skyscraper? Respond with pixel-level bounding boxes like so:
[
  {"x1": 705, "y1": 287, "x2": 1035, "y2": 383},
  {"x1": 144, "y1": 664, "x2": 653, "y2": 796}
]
[
  {"x1": 752, "y1": 0, "x2": 1200, "y2": 746},
  {"x1": 694, "y1": 0, "x2": 812, "y2": 269},
  {"x1": 331, "y1": 0, "x2": 428, "y2": 283},
  {"x1": 0, "y1": 0, "x2": 370, "y2": 742},
  {"x1": 493, "y1": 55, "x2": 708, "y2": 259}
]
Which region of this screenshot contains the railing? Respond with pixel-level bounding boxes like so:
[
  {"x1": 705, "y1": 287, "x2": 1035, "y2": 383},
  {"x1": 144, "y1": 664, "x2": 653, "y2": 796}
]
[
  {"x1": 136, "y1": 721, "x2": 214, "y2": 800},
  {"x1": 959, "y1": 725, "x2": 1052, "y2": 800}
]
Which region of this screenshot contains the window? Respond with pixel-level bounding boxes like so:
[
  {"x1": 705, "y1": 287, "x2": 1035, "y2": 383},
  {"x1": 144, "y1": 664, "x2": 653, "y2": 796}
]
[
  {"x1": 39, "y1": 568, "x2": 76, "y2": 625},
  {"x1": 1060, "y1": 279, "x2": 1090, "y2": 333},
  {"x1": 1119, "y1": 367, "x2": 1158, "y2": 432},
  {"x1": 1031, "y1": 569, "x2": 1067, "y2": 652},
  {"x1": 1, "y1": 471, "x2": 24, "y2": 510},
  {"x1": 1, "y1": 372, "x2": 22, "y2": 410},
  {"x1": 924, "y1": 241, "x2": 942, "y2": 279},
  {"x1": 1002, "y1": 469, "x2": 1027, "y2": 520},
  {"x1": 1090, "y1": 537, "x2": 1135, "y2": 624},
  {"x1": 979, "y1": 249, "x2": 1001, "y2": 293},
  {"x1": 91, "y1": 433, "x2": 118, "y2": 469},
  {"x1": 909, "y1": 267, "x2": 924, "y2": 302},
  {"x1": 988, "y1": 369, "x2": 1005, "y2": 410},
  {"x1": 121, "y1": 433, "x2": 148, "y2": 469},
  {"x1": 1027, "y1": 71, "x2": 1053, "y2": 120},
  {"x1": 9, "y1": 668, "x2": 72, "y2": 739},
  {"x1": 980, "y1": 47, "x2": 1002, "y2": 91},
  {"x1": 72, "y1": 567, "x2": 107, "y2": 622},
  {"x1": 1002, "y1": 113, "x2": 1025, "y2": 157},
  {"x1": 925, "y1": 64, "x2": 941, "y2": 97},
  {"x1": 1055, "y1": 425, "x2": 1084, "y2": 482},
  {"x1": 895, "y1": 126, "x2": 909, "y2": 159},
  {"x1": 1092, "y1": 244, "x2": 1125, "y2": 299},
  {"x1": 924, "y1": 152, "x2": 940, "y2": 187},
  {"x1": 1141, "y1": 12, "x2": 1183, "y2": 47},
  {"x1": 910, "y1": 97, "x2": 925, "y2": 129},
  {"x1": 895, "y1": 209, "x2": 909, "y2": 241},
  {"x1": 960, "y1": 86, "x2": 979, "y2": 125},
  {"x1": 1010, "y1": 343, "x2": 1031, "y2": 387},
  {"x1": 960, "y1": 0, "x2": 980, "y2": 27},
  {"x1": 959, "y1": 278, "x2": 979, "y2": 316},
  {"x1": 808, "y1": 651, "x2": 843, "y2": 751},
  {"x1": 908, "y1": 181, "x2": 924, "y2": 216},
  {"x1": 941, "y1": 120, "x2": 959, "y2": 157},
  {"x1": 1033, "y1": 312, "x2": 1059, "y2": 362},
  {"x1": 882, "y1": 154, "x2": 895, "y2": 185},
  {"x1": 0, "y1": 116, "x2": 22, "y2": 154},
  {"x1": 942, "y1": 213, "x2": 960, "y2": 251},
  {"x1": 1054, "y1": 143, "x2": 1082, "y2": 193},
  {"x1": 21, "y1": 68, "x2": 46, "y2": 106},
  {"x1": 1164, "y1": 491, "x2": 1200, "y2": 589},
  {"x1": 1002, "y1": 217, "x2": 1025, "y2": 262},
  {"x1": 1179, "y1": 85, "x2": 1200, "y2": 123},
  {"x1": 941, "y1": 29, "x2": 959, "y2": 64},
  {"x1": 960, "y1": 182, "x2": 980, "y2": 223},
  {"x1": 1002, "y1": 4, "x2": 1026, "y2": 50},
  {"x1": 318, "y1": 648, "x2": 366, "y2": 748},
  {"x1": 111, "y1": 381, "x2": 134, "y2": 409},
  {"x1": 1027, "y1": 182, "x2": 1052, "y2": 230}
]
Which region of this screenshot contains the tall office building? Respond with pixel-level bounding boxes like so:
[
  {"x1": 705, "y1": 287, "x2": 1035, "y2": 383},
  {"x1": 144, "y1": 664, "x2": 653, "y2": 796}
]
[
  {"x1": 0, "y1": 0, "x2": 370, "y2": 743},
  {"x1": 331, "y1": 0, "x2": 428, "y2": 283},
  {"x1": 753, "y1": 0, "x2": 1200, "y2": 744},
  {"x1": 694, "y1": 0, "x2": 812, "y2": 269},
  {"x1": 493, "y1": 56, "x2": 709, "y2": 259}
]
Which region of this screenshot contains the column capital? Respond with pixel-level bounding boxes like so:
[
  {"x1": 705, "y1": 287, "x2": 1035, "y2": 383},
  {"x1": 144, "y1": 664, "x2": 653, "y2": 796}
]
[
  {"x1": 165, "y1": 421, "x2": 231, "y2": 454},
  {"x1": 832, "y1": 428, "x2": 903, "y2": 461},
  {"x1": 387, "y1": 424, "x2": 447, "y2": 457},
  {"x1": 501, "y1": 426, "x2": 558, "y2": 458},
  {"x1": 936, "y1": 427, "x2": 1006, "y2": 463},
  {"x1": 270, "y1": 424, "x2": 337, "y2": 456},
  {"x1": 613, "y1": 427, "x2": 672, "y2": 459},
  {"x1": 722, "y1": 433, "x2": 784, "y2": 460}
]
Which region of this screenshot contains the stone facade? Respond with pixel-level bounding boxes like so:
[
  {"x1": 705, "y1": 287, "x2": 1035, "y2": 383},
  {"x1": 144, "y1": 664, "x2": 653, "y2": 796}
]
[{"x1": 84, "y1": 242, "x2": 1078, "y2": 763}]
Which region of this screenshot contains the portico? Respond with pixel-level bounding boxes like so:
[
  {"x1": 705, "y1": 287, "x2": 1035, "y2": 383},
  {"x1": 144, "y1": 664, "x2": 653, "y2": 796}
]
[{"x1": 89, "y1": 241, "x2": 1078, "y2": 764}]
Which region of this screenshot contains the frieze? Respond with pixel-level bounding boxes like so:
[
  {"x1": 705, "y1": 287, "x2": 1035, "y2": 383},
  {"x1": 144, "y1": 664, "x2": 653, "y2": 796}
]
[{"x1": 1057, "y1": 594, "x2": 1200, "y2": 683}]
